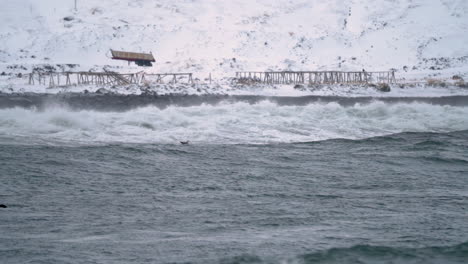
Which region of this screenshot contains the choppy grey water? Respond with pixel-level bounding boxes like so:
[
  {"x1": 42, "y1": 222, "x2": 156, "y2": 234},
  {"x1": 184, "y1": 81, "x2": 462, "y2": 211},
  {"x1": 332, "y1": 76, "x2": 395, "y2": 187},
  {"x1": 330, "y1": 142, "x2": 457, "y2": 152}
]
[{"x1": 1, "y1": 94, "x2": 467, "y2": 263}]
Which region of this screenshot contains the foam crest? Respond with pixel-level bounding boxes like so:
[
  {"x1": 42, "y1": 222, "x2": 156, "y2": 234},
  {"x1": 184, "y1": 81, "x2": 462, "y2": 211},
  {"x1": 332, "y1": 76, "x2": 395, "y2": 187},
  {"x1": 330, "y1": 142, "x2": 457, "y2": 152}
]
[{"x1": 1, "y1": 101, "x2": 467, "y2": 144}]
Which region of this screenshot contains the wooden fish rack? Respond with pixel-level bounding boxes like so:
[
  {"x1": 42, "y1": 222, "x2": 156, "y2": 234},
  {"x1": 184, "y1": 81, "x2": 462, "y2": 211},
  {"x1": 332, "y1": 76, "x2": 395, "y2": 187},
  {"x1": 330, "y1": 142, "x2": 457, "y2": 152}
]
[
  {"x1": 28, "y1": 71, "x2": 193, "y2": 87},
  {"x1": 235, "y1": 71, "x2": 396, "y2": 85}
]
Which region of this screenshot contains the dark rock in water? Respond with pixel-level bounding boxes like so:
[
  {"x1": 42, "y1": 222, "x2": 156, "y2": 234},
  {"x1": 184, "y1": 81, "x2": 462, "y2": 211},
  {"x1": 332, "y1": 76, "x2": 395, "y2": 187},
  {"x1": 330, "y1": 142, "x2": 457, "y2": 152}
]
[
  {"x1": 96, "y1": 88, "x2": 110, "y2": 94},
  {"x1": 83, "y1": 89, "x2": 89, "y2": 94},
  {"x1": 377, "y1": 83, "x2": 391, "y2": 92},
  {"x1": 0, "y1": 204, "x2": 7, "y2": 208},
  {"x1": 294, "y1": 84, "x2": 305, "y2": 91},
  {"x1": 63, "y1": 16, "x2": 74, "y2": 22}
]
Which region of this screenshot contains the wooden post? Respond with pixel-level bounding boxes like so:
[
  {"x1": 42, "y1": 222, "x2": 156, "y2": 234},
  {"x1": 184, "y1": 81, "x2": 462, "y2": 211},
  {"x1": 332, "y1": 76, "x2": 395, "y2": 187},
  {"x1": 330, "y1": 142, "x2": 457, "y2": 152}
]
[{"x1": 49, "y1": 74, "x2": 54, "y2": 87}]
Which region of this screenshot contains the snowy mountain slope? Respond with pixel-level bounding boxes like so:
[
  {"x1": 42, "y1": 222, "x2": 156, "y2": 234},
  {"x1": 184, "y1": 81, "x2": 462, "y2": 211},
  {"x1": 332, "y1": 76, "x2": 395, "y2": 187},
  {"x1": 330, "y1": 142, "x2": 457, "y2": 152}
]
[{"x1": 0, "y1": 0, "x2": 467, "y2": 79}]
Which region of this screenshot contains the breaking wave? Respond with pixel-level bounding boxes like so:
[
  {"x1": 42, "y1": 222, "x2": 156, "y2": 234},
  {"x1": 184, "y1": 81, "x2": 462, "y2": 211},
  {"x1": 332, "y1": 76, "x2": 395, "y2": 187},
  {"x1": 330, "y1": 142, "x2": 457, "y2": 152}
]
[{"x1": 1, "y1": 100, "x2": 468, "y2": 144}]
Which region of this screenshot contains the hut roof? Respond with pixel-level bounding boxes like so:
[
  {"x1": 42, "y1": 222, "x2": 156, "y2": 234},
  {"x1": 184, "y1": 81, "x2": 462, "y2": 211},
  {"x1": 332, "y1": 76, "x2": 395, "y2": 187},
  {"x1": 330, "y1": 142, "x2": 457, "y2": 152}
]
[{"x1": 110, "y1": 50, "x2": 155, "y2": 62}]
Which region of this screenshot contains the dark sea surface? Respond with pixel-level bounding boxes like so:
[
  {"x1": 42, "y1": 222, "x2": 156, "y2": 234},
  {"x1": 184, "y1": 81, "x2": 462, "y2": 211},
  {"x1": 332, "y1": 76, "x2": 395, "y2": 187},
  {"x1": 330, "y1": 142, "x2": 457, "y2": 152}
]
[{"x1": 1, "y1": 94, "x2": 467, "y2": 263}]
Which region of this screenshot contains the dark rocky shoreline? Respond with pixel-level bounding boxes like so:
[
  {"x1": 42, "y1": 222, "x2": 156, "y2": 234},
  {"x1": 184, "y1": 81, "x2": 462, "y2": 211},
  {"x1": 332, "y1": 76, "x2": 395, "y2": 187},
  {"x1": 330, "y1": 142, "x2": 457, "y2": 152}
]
[{"x1": 1, "y1": 92, "x2": 468, "y2": 111}]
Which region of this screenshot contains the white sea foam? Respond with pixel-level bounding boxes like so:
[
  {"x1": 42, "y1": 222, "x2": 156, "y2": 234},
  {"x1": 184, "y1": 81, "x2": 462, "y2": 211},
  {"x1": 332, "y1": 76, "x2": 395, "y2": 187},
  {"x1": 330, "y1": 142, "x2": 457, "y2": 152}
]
[{"x1": 1, "y1": 101, "x2": 467, "y2": 145}]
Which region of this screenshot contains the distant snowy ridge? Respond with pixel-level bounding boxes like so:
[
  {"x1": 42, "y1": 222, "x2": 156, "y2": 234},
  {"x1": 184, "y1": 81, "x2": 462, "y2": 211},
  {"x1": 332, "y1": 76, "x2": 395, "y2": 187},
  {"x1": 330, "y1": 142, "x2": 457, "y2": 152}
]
[
  {"x1": 0, "y1": 0, "x2": 467, "y2": 96},
  {"x1": 1, "y1": 0, "x2": 467, "y2": 75}
]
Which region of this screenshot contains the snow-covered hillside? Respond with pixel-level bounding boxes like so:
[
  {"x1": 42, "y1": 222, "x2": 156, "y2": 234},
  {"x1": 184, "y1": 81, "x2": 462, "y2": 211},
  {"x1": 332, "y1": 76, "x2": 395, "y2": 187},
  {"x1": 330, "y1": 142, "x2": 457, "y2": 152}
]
[{"x1": 1, "y1": 0, "x2": 467, "y2": 80}]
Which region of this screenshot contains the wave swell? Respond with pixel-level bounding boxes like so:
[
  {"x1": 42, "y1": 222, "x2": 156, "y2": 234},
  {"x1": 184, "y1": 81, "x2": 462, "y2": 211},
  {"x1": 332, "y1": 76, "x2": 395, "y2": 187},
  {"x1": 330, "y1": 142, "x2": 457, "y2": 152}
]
[
  {"x1": 220, "y1": 242, "x2": 468, "y2": 264},
  {"x1": 298, "y1": 242, "x2": 468, "y2": 264}
]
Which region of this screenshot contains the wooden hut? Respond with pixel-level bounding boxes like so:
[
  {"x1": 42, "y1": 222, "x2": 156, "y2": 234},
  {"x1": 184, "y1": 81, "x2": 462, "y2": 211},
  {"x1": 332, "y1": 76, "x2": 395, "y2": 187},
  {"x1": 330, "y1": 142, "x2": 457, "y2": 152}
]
[{"x1": 110, "y1": 49, "x2": 155, "y2": 66}]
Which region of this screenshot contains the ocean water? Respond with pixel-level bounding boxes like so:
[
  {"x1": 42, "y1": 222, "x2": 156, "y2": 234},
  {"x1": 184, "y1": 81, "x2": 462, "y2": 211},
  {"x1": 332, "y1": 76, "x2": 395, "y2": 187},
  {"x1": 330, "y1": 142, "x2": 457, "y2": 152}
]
[{"x1": 0, "y1": 94, "x2": 467, "y2": 264}]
